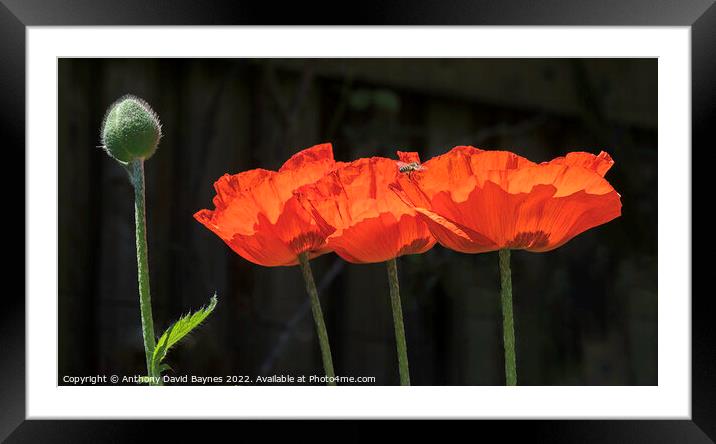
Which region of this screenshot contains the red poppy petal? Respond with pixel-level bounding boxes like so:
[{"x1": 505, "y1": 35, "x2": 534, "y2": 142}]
[
  {"x1": 328, "y1": 213, "x2": 435, "y2": 263},
  {"x1": 195, "y1": 144, "x2": 339, "y2": 267},
  {"x1": 194, "y1": 206, "x2": 254, "y2": 245},
  {"x1": 193, "y1": 208, "x2": 220, "y2": 236},
  {"x1": 400, "y1": 147, "x2": 621, "y2": 253},
  {"x1": 389, "y1": 179, "x2": 432, "y2": 209},
  {"x1": 228, "y1": 230, "x2": 299, "y2": 266},
  {"x1": 270, "y1": 198, "x2": 329, "y2": 257},
  {"x1": 550, "y1": 151, "x2": 614, "y2": 177},
  {"x1": 297, "y1": 156, "x2": 426, "y2": 239},
  {"x1": 507, "y1": 184, "x2": 562, "y2": 249},
  {"x1": 526, "y1": 190, "x2": 622, "y2": 252},
  {"x1": 412, "y1": 206, "x2": 498, "y2": 253},
  {"x1": 467, "y1": 149, "x2": 535, "y2": 174},
  {"x1": 416, "y1": 151, "x2": 477, "y2": 202},
  {"x1": 504, "y1": 163, "x2": 616, "y2": 197},
  {"x1": 397, "y1": 151, "x2": 421, "y2": 164},
  {"x1": 279, "y1": 143, "x2": 334, "y2": 173}
]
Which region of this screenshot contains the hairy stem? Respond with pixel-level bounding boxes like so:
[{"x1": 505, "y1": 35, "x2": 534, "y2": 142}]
[
  {"x1": 298, "y1": 252, "x2": 336, "y2": 385},
  {"x1": 387, "y1": 258, "x2": 410, "y2": 386},
  {"x1": 498, "y1": 249, "x2": 517, "y2": 386},
  {"x1": 129, "y1": 160, "x2": 159, "y2": 386}
]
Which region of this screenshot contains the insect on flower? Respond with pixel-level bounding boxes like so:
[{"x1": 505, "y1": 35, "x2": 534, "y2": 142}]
[
  {"x1": 397, "y1": 161, "x2": 426, "y2": 174},
  {"x1": 295, "y1": 156, "x2": 436, "y2": 264}
]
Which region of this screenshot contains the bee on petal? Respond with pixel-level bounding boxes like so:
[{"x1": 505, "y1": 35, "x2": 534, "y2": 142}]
[{"x1": 397, "y1": 161, "x2": 426, "y2": 174}]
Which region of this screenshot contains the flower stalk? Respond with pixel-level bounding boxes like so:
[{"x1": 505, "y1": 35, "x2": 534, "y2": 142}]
[
  {"x1": 101, "y1": 95, "x2": 218, "y2": 385},
  {"x1": 387, "y1": 258, "x2": 410, "y2": 386},
  {"x1": 298, "y1": 252, "x2": 336, "y2": 385},
  {"x1": 498, "y1": 248, "x2": 517, "y2": 386},
  {"x1": 129, "y1": 159, "x2": 160, "y2": 385}
]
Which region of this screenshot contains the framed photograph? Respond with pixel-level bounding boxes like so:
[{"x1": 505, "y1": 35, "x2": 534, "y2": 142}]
[{"x1": 5, "y1": 0, "x2": 712, "y2": 441}]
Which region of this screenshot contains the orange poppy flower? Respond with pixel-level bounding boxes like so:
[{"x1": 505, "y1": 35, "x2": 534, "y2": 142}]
[
  {"x1": 194, "y1": 143, "x2": 341, "y2": 266},
  {"x1": 392, "y1": 146, "x2": 622, "y2": 253},
  {"x1": 296, "y1": 156, "x2": 436, "y2": 264}
]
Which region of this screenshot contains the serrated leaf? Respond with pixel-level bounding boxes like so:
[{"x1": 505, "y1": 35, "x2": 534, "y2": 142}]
[{"x1": 151, "y1": 294, "x2": 217, "y2": 374}]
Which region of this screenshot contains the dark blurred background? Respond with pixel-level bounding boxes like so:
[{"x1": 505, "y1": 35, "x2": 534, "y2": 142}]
[{"x1": 58, "y1": 58, "x2": 657, "y2": 385}]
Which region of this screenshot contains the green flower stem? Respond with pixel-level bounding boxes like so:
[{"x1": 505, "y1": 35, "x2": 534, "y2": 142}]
[
  {"x1": 129, "y1": 159, "x2": 159, "y2": 386},
  {"x1": 498, "y1": 249, "x2": 517, "y2": 386},
  {"x1": 298, "y1": 252, "x2": 336, "y2": 385},
  {"x1": 386, "y1": 258, "x2": 410, "y2": 386}
]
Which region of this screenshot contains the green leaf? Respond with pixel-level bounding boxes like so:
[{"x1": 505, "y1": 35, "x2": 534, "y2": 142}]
[{"x1": 151, "y1": 294, "x2": 217, "y2": 375}]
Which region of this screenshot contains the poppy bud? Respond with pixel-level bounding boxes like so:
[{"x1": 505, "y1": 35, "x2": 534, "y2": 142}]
[{"x1": 101, "y1": 95, "x2": 161, "y2": 163}]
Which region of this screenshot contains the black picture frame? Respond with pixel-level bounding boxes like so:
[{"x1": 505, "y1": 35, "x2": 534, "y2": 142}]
[{"x1": 3, "y1": 0, "x2": 712, "y2": 441}]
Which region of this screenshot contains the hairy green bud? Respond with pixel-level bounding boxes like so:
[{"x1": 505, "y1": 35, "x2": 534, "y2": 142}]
[{"x1": 101, "y1": 95, "x2": 161, "y2": 163}]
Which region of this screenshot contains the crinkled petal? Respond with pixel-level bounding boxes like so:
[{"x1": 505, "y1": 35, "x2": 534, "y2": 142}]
[
  {"x1": 430, "y1": 181, "x2": 541, "y2": 248},
  {"x1": 412, "y1": 146, "x2": 535, "y2": 202},
  {"x1": 298, "y1": 156, "x2": 436, "y2": 261},
  {"x1": 279, "y1": 143, "x2": 335, "y2": 173},
  {"x1": 429, "y1": 179, "x2": 621, "y2": 252},
  {"x1": 524, "y1": 190, "x2": 622, "y2": 252},
  {"x1": 328, "y1": 213, "x2": 435, "y2": 263},
  {"x1": 412, "y1": 206, "x2": 498, "y2": 253},
  {"x1": 505, "y1": 163, "x2": 616, "y2": 197},
  {"x1": 195, "y1": 197, "x2": 328, "y2": 267},
  {"x1": 270, "y1": 198, "x2": 330, "y2": 257},
  {"x1": 229, "y1": 229, "x2": 299, "y2": 267},
  {"x1": 549, "y1": 151, "x2": 614, "y2": 177},
  {"x1": 397, "y1": 151, "x2": 421, "y2": 164},
  {"x1": 396, "y1": 146, "x2": 622, "y2": 253},
  {"x1": 410, "y1": 146, "x2": 480, "y2": 202},
  {"x1": 194, "y1": 143, "x2": 337, "y2": 267}
]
